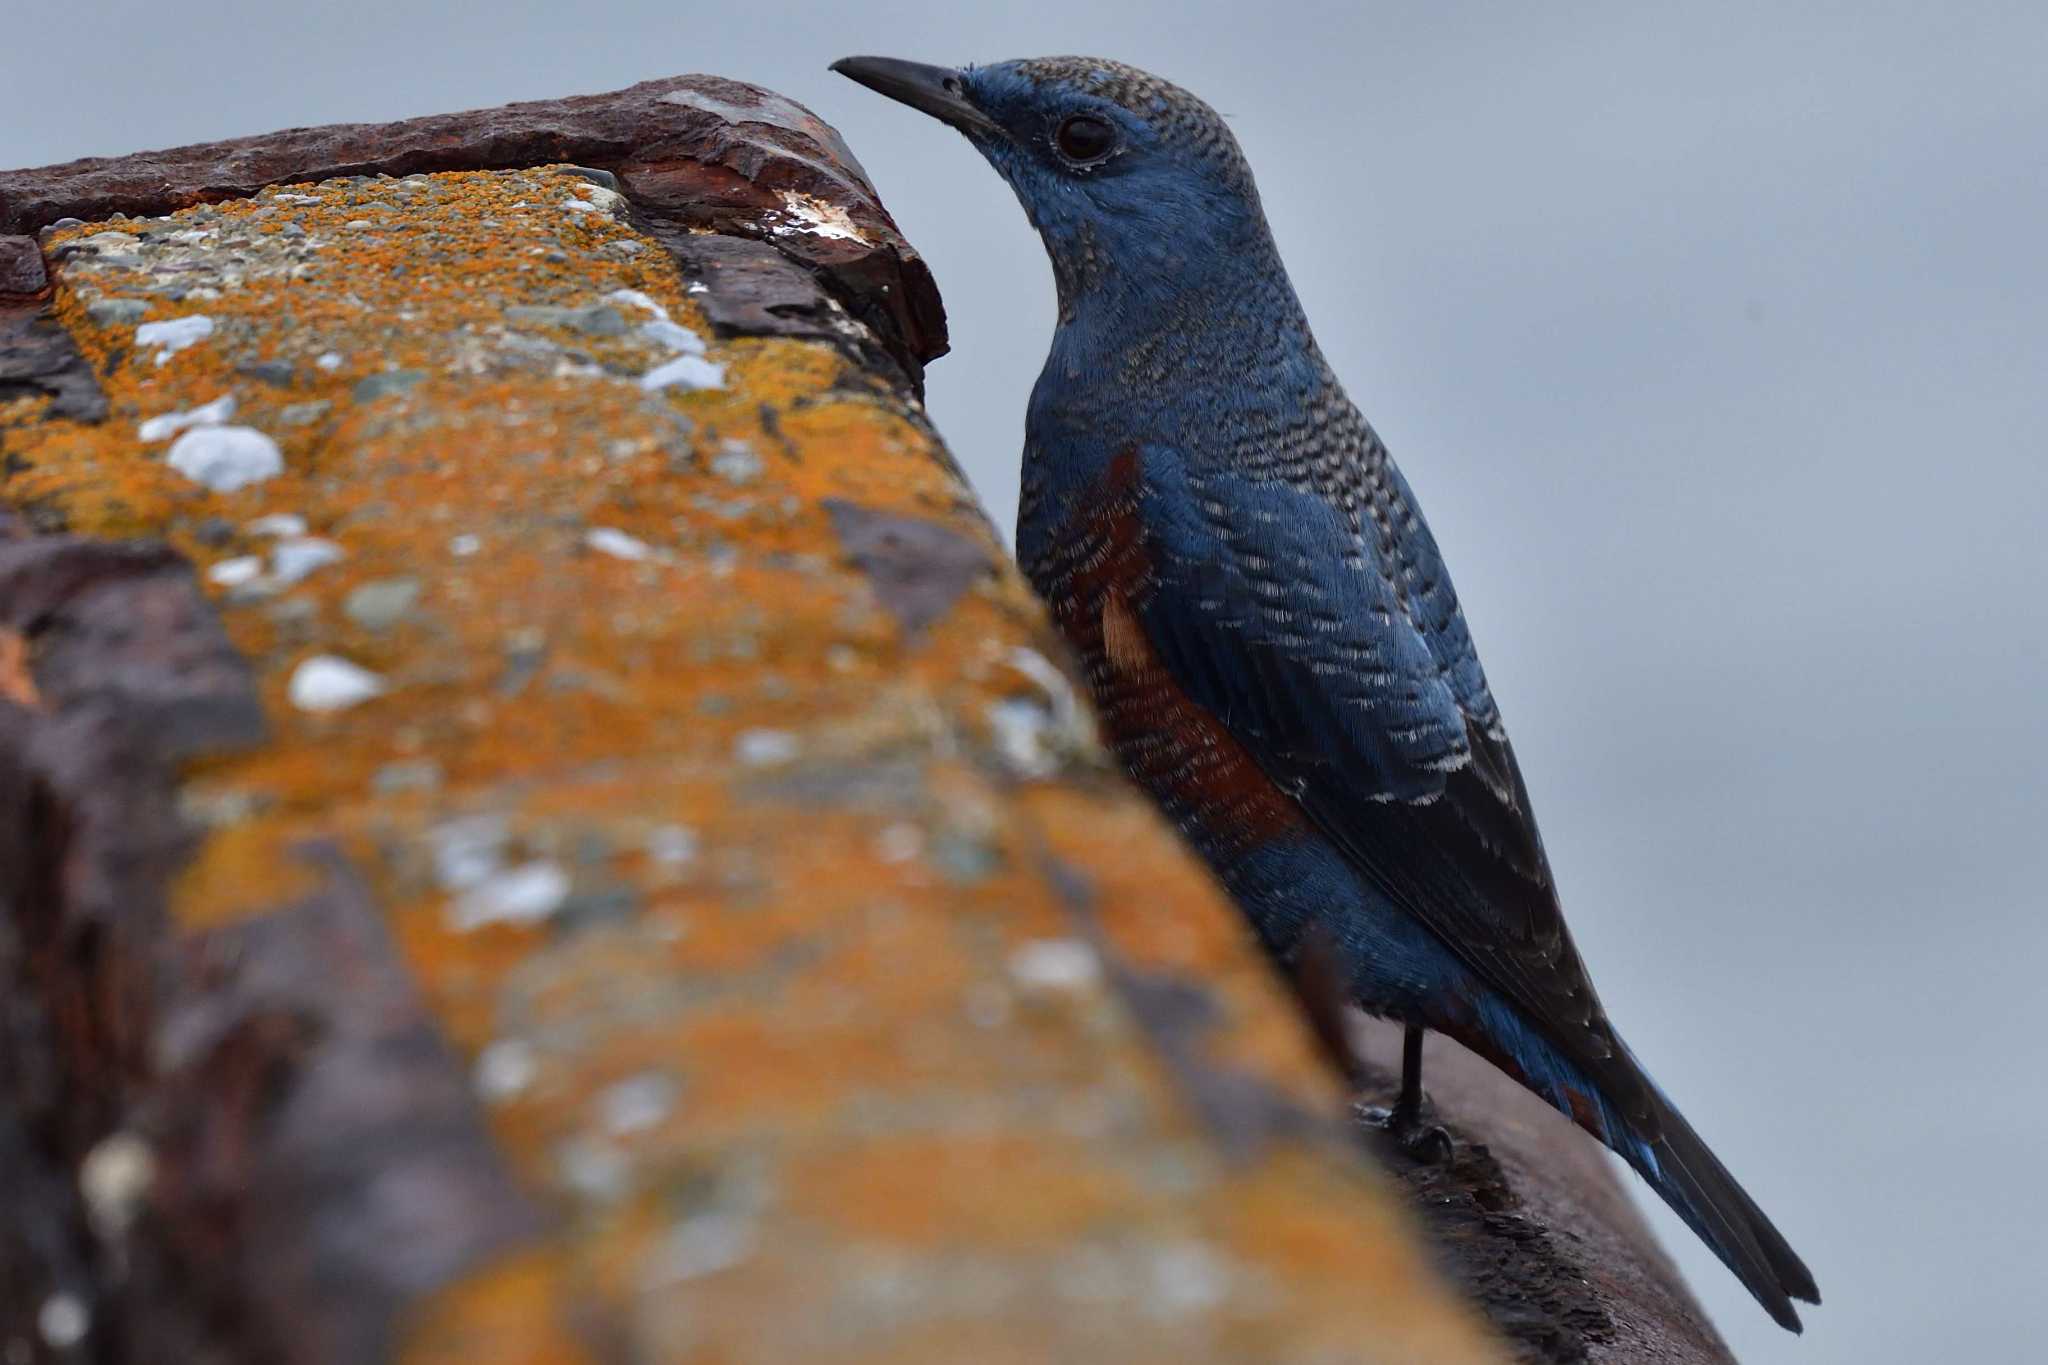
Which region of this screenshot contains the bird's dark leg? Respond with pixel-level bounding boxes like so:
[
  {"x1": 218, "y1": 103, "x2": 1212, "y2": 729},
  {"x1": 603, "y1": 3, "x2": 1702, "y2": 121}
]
[
  {"x1": 1377, "y1": 1024, "x2": 1453, "y2": 1164},
  {"x1": 1392, "y1": 1023, "x2": 1426, "y2": 1127}
]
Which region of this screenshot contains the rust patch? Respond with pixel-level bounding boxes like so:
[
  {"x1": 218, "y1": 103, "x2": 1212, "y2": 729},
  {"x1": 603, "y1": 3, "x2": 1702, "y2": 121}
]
[
  {"x1": 823, "y1": 497, "x2": 990, "y2": 638},
  {"x1": 0, "y1": 233, "x2": 46, "y2": 297},
  {"x1": 0, "y1": 537, "x2": 268, "y2": 755},
  {"x1": 150, "y1": 845, "x2": 544, "y2": 1364},
  {"x1": 651, "y1": 232, "x2": 907, "y2": 378},
  {"x1": 0, "y1": 301, "x2": 108, "y2": 422},
  {"x1": 0, "y1": 528, "x2": 541, "y2": 1357},
  {"x1": 0, "y1": 627, "x2": 37, "y2": 706},
  {"x1": 0, "y1": 531, "x2": 265, "y2": 1351}
]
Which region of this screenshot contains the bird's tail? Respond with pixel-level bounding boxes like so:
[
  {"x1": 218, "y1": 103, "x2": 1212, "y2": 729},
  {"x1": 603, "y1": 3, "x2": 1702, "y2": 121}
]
[
  {"x1": 1454, "y1": 1000, "x2": 1819, "y2": 1331},
  {"x1": 1612, "y1": 1063, "x2": 1821, "y2": 1334}
]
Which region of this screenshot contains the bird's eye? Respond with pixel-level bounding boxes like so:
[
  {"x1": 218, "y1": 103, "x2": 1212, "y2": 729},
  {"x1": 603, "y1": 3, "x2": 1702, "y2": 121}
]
[{"x1": 1054, "y1": 114, "x2": 1117, "y2": 164}]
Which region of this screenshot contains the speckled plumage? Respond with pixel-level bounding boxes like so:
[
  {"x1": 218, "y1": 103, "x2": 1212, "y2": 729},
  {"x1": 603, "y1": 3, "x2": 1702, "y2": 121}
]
[{"x1": 842, "y1": 54, "x2": 1818, "y2": 1332}]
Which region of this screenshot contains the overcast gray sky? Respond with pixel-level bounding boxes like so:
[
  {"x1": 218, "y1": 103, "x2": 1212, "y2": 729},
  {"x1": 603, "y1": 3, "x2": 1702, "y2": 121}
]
[{"x1": 8, "y1": 4, "x2": 2046, "y2": 1360}]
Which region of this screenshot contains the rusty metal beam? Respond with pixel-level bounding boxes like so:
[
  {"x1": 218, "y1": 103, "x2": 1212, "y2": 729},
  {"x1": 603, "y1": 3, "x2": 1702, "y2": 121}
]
[{"x1": 0, "y1": 76, "x2": 1718, "y2": 1365}]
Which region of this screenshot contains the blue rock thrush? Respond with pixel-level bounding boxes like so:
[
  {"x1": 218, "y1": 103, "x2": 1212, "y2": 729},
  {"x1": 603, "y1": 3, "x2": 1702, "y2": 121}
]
[{"x1": 835, "y1": 54, "x2": 1819, "y2": 1332}]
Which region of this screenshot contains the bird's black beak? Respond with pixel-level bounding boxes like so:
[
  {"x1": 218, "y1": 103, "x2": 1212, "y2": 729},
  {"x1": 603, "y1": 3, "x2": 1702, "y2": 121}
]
[{"x1": 831, "y1": 56, "x2": 999, "y2": 137}]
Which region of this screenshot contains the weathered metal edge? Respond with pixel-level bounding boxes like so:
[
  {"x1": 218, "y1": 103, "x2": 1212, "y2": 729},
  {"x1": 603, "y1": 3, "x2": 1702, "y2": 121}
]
[{"x1": 0, "y1": 74, "x2": 947, "y2": 393}]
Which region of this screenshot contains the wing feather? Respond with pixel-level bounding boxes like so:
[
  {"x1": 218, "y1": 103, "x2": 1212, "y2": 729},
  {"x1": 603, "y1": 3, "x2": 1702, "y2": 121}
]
[{"x1": 1135, "y1": 449, "x2": 1647, "y2": 1119}]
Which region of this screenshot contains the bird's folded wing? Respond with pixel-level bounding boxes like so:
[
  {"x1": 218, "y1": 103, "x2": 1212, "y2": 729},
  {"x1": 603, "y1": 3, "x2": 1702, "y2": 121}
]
[{"x1": 1134, "y1": 451, "x2": 1645, "y2": 1119}]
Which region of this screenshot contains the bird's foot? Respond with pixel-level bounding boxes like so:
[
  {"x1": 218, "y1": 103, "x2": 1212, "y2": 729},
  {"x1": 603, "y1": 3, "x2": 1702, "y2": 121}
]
[{"x1": 1361, "y1": 1101, "x2": 1454, "y2": 1165}]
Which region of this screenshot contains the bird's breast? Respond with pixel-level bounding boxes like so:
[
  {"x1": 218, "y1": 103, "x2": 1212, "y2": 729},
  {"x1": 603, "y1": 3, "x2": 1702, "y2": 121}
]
[{"x1": 1031, "y1": 446, "x2": 1307, "y2": 851}]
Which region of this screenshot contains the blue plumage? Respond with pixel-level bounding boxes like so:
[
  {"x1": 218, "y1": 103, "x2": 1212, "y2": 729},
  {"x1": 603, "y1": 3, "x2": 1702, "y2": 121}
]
[{"x1": 837, "y1": 53, "x2": 1818, "y2": 1332}]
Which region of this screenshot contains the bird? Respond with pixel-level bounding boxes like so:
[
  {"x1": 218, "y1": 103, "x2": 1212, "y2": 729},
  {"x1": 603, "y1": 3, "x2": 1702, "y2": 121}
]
[{"x1": 834, "y1": 54, "x2": 1819, "y2": 1332}]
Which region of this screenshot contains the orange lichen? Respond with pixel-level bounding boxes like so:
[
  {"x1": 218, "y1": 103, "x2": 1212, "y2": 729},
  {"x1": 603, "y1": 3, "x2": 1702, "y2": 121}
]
[
  {"x1": 167, "y1": 819, "x2": 325, "y2": 927},
  {"x1": 788, "y1": 1134, "x2": 1130, "y2": 1249},
  {"x1": 0, "y1": 629, "x2": 40, "y2": 707},
  {"x1": 396, "y1": 1248, "x2": 598, "y2": 1365}
]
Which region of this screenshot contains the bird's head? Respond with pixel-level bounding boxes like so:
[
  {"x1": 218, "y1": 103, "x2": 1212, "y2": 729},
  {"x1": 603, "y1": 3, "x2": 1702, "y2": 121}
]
[{"x1": 833, "y1": 55, "x2": 1272, "y2": 320}]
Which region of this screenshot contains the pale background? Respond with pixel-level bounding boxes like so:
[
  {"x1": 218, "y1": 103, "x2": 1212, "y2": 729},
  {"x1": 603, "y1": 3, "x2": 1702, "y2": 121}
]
[{"x1": 7, "y1": 4, "x2": 2045, "y2": 1360}]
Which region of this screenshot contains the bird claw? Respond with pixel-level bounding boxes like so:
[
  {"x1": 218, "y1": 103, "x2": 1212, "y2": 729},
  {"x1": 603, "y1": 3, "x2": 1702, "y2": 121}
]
[
  {"x1": 1399, "y1": 1120, "x2": 1455, "y2": 1165},
  {"x1": 1361, "y1": 1103, "x2": 1455, "y2": 1165}
]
